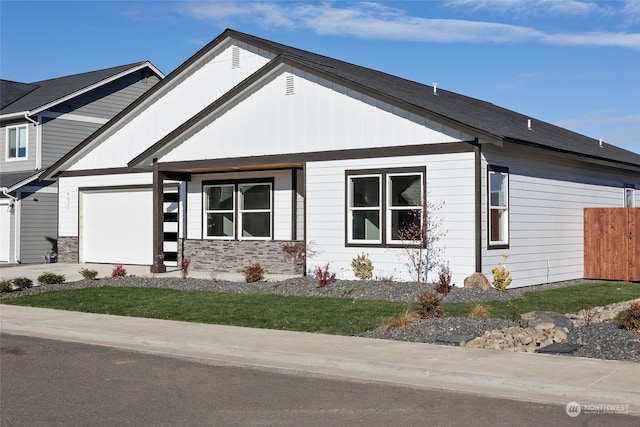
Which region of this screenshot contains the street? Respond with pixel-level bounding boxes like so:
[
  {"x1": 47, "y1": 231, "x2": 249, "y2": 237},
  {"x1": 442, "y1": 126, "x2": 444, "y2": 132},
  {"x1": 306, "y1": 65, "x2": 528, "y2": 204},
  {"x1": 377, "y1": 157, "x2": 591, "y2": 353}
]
[{"x1": 2, "y1": 333, "x2": 636, "y2": 426}]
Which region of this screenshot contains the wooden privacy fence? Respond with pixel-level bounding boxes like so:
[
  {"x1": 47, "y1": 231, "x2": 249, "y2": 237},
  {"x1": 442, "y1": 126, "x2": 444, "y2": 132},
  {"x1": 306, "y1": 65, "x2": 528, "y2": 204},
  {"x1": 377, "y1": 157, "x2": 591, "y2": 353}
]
[{"x1": 584, "y1": 208, "x2": 640, "y2": 282}]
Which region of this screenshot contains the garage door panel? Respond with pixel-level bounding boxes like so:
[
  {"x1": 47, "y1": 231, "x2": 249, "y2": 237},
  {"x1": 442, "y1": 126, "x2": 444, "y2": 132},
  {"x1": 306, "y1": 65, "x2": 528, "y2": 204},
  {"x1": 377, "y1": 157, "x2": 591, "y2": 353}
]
[{"x1": 81, "y1": 190, "x2": 152, "y2": 265}]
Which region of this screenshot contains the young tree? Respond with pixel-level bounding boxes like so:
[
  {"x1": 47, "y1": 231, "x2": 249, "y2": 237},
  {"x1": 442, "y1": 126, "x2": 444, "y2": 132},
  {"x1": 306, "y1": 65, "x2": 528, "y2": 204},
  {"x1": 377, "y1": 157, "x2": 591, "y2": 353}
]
[{"x1": 396, "y1": 200, "x2": 445, "y2": 283}]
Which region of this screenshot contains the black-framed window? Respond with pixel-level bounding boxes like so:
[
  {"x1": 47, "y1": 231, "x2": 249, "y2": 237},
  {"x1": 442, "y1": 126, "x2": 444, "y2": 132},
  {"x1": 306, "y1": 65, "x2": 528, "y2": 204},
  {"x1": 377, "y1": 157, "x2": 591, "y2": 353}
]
[
  {"x1": 488, "y1": 165, "x2": 509, "y2": 248},
  {"x1": 203, "y1": 180, "x2": 273, "y2": 240},
  {"x1": 346, "y1": 167, "x2": 425, "y2": 246}
]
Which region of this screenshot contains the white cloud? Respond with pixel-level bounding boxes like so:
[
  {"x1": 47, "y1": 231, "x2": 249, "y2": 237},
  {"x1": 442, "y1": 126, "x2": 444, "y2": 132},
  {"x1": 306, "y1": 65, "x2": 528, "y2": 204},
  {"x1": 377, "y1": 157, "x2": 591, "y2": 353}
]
[
  {"x1": 176, "y1": 1, "x2": 640, "y2": 49},
  {"x1": 542, "y1": 31, "x2": 640, "y2": 49},
  {"x1": 444, "y1": 0, "x2": 600, "y2": 16}
]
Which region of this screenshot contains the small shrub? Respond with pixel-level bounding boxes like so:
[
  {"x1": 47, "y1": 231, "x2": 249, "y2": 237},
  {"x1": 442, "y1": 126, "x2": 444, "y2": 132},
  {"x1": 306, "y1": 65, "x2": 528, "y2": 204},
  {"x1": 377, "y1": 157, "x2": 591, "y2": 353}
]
[
  {"x1": 181, "y1": 258, "x2": 190, "y2": 279},
  {"x1": 351, "y1": 252, "x2": 374, "y2": 280},
  {"x1": 436, "y1": 263, "x2": 452, "y2": 295},
  {"x1": 469, "y1": 304, "x2": 490, "y2": 319},
  {"x1": 314, "y1": 263, "x2": 336, "y2": 288},
  {"x1": 110, "y1": 264, "x2": 127, "y2": 278},
  {"x1": 79, "y1": 268, "x2": 98, "y2": 280},
  {"x1": 492, "y1": 254, "x2": 512, "y2": 291},
  {"x1": 243, "y1": 263, "x2": 265, "y2": 283},
  {"x1": 0, "y1": 279, "x2": 13, "y2": 292},
  {"x1": 615, "y1": 301, "x2": 640, "y2": 334},
  {"x1": 12, "y1": 277, "x2": 33, "y2": 289},
  {"x1": 383, "y1": 310, "x2": 420, "y2": 332},
  {"x1": 415, "y1": 291, "x2": 445, "y2": 319},
  {"x1": 37, "y1": 272, "x2": 66, "y2": 285}
]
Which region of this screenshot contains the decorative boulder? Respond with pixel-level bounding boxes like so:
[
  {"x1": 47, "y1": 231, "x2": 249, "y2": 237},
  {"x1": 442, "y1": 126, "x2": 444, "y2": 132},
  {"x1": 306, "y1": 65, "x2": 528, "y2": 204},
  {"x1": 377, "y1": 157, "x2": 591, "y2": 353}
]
[
  {"x1": 520, "y1": 311, "x2": 574, "y2": 331},
  {"x1": 463, "y1": 272, "x2": 492, "y2": 291}
]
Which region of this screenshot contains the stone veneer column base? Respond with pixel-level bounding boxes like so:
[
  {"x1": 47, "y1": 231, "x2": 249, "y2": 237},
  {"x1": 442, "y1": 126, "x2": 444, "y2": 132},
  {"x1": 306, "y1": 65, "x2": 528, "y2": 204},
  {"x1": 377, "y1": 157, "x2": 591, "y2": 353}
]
[
  {"x1": 181, "y1": 240, "x2": 304, "y2": 275},
  {"x1": 57, "y1": 236, "x2": 79, "y2": 263}
]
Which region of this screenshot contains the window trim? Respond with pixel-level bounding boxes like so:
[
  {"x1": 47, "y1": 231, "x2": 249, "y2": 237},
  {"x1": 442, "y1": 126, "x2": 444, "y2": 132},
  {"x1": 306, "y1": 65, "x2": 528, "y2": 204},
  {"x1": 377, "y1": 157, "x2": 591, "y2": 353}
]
[
  {"x1": 345, "y1": 167, "x2": 426, "y2": 248},
  {"x1": 202, "y1": 178, "x2": 274, "y2": 240},
  {"x1": 487, "y1": 165, "x2": 509, "y2": 249},
  {"x1": 624, "y1": 184, "x2": 636, "y2": 208},
  {"x1": 5, "y1": 124, "x2": 28, "y2": 161}
]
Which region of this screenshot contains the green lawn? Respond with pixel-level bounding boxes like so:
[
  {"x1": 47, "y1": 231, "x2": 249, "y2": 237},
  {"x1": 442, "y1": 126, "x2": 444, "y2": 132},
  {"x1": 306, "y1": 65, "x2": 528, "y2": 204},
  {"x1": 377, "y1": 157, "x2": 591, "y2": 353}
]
[
  {"x1": 2, "y1": 282, "x2": 639, "y2": 335},
  {"x1": 0, "y1": 287, "x2": 413, "y2": 335}
]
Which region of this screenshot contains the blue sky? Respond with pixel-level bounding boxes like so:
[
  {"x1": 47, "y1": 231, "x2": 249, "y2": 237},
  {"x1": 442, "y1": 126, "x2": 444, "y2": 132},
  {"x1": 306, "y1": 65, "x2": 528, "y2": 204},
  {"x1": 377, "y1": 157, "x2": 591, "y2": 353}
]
[{"x1": 1, "y1": 0, "x2": 639, "y2": 154}]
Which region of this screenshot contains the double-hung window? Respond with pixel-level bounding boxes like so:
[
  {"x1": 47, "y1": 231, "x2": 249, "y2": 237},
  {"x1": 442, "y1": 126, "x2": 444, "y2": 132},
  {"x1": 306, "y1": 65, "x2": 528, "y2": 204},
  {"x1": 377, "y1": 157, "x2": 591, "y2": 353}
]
[
  {"x1": 347, "y1": 168, "x2": 425, "y2": 246},
  {"x1": 6, "y1": 125, "x2": 27, "y2": 160},
  {"x1": 204, "y1": 181, "x2": 272, "y2": 240},
  {"x1": 488, "y1": 166, "x2": 509, "y2": 248}
]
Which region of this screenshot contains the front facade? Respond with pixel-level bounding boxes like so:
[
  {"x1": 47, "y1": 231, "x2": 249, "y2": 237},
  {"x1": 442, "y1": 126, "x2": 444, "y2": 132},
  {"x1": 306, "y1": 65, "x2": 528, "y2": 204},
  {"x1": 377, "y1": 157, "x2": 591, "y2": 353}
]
[
  {"x1": 44, "y1": 30, "x2": 639, "y2": 287},
  {"x1": 0, "y1": 63, "x2": 163, "y2": 263}
]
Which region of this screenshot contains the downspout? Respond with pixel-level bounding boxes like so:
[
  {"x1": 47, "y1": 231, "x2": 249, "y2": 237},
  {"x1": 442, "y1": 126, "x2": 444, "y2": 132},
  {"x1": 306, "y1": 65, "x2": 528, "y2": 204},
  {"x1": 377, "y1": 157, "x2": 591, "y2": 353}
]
[
  {"x1": 1, "y1": 188, "x2": 19, "y2": 263},
  {"x1": 24, "y1": 113, "x2": 41, "y2": 170}
]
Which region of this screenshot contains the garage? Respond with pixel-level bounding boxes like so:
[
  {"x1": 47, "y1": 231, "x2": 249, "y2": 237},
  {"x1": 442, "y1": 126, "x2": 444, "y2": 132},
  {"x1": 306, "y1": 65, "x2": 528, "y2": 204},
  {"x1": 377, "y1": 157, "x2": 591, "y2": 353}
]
[{"x1": 80, "y1": 188, "x2": 153, "y2": 265}]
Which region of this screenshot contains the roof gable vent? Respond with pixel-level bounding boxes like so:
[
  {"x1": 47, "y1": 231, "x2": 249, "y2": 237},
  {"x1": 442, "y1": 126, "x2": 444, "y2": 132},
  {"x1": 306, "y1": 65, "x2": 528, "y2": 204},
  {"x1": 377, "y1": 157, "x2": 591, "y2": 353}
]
[
  {"x1": 232, "y1": 45, "x2": 240, "y2": 69},
  {"x1": 285, "y1": 74, "x2": 295, "y2": 95}
]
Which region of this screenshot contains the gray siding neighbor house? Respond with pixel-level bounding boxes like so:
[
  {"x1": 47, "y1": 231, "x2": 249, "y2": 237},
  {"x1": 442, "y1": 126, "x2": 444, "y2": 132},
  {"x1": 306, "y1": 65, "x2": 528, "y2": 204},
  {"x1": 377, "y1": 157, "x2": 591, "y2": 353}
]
[
  {"x1": 1, "y1": 63, "x2": 163, "y2": 264},
  {"x1": 43, "y1": 29, "x2": 639, "y2": 287}
]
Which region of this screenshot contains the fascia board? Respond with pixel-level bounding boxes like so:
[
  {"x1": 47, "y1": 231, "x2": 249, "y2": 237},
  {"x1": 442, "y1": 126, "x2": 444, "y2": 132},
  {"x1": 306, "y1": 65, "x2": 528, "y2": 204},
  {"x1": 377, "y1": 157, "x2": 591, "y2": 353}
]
[{"x1": 6, "y1": 171, "x2": 44, "y2": 192}]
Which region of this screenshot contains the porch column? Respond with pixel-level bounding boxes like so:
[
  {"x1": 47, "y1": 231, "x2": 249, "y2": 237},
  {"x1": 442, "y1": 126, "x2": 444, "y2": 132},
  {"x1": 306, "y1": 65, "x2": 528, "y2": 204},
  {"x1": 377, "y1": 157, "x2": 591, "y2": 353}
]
[{"x1": 151, "y1": 158, "x2": 166, "y2": 273}]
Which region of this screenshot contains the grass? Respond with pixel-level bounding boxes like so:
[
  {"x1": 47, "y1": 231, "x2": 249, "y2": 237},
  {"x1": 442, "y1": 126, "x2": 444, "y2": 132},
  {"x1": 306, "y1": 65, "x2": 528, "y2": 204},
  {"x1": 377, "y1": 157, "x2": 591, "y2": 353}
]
[
  {"x1": 1, "y1": 287, "x2": 413, "y2": 336},
  {"x1": 442, "y1": 282, "x2": 640, "y2": 318},
  {"x1": 2, "y1": 282, "x2": 639, "y2": 335}
]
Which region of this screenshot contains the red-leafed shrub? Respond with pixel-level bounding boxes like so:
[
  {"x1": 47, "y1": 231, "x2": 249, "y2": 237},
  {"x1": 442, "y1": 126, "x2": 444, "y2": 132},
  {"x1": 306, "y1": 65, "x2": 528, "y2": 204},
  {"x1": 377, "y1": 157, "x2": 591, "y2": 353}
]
[
  {"x1": 110, "y1": 264, "x2": 127, "y2": 278},
  {"x1": 314, "y1": 264, "x2": 336, "y2": 288},
  {"x1": 181, "y1": 258, "x2": 190, "y2": 279},
  {"x1": 243, "y1": 263, "x2": 264, "y2": 283}
]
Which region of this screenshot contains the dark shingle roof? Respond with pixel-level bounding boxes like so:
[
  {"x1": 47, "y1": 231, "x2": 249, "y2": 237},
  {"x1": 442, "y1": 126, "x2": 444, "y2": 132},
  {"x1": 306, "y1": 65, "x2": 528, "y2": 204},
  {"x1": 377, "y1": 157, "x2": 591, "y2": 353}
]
[
  {"x1": 231, "y1": 30, "x2": 640, "y2": 167},
  {"x1": 0, "y1": 171, "x2": 41, "y2": 189},
  {"x1": 0, "y1": 62, "x2": 150, "y2": 115}
]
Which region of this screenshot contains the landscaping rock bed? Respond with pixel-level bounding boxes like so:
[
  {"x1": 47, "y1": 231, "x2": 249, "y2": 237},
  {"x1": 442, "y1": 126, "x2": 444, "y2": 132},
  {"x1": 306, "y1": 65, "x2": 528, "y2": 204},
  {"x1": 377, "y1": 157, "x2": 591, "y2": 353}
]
[{"x1": 2, "y1": 276, "x2": 639, "y2": 363}]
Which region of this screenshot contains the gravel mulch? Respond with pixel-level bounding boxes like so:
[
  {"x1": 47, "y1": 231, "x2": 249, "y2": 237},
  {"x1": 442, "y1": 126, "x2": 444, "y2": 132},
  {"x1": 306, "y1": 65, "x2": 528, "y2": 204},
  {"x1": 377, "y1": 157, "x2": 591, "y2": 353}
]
[{"x1": 2, "y1": 276, "x2": 639, "y2": 363}]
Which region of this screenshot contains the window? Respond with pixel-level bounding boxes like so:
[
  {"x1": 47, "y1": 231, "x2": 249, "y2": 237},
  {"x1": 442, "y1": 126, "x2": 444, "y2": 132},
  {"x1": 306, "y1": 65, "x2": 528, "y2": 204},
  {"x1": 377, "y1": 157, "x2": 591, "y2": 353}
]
[
  {"x1": 625, "y1": 185, "x2": 635, "y2": 208},
  {"x1": 488, "y1": 166, "x2": 509, "y2": 248},
  {"x1": 6, "y1": 125, "x2": 27, "y2": 160},
  {"x1": 203, "y1": 181, "x2": 272, "y2": 239},
  {"x1": 347, "y1": 168, "x2": 425, "y2": 246}
]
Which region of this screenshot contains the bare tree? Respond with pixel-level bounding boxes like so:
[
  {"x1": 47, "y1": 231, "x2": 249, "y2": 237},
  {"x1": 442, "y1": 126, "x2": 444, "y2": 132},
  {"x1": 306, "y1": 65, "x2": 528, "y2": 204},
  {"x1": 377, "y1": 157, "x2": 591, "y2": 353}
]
[{"x1": 396, "y1": 200, "x2": 445, "y2": 283}]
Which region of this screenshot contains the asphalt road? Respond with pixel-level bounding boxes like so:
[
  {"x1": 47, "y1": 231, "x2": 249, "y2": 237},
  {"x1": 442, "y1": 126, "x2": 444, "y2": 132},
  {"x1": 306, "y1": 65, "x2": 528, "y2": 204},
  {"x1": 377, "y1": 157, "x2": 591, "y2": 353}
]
[{"x1": 1, "y1": 333, "x2": 636, "y2": 426}]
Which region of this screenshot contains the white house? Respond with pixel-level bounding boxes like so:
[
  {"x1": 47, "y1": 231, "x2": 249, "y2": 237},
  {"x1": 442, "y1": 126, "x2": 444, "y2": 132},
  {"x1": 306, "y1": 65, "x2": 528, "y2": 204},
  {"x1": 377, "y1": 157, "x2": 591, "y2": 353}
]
[{"x1": 42, "y1": 29, "x2": 640, "y2": 287}]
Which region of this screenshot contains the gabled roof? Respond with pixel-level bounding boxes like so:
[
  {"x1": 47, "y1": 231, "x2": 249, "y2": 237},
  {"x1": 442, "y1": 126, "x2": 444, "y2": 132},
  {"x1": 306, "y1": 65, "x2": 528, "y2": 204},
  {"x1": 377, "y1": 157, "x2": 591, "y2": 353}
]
[
  {"x1": 43, "y1": 29, "x2": 640, "y2": 179},
  {"x1": 0, "y1": 62, "x2": 164, "y2": 117}
]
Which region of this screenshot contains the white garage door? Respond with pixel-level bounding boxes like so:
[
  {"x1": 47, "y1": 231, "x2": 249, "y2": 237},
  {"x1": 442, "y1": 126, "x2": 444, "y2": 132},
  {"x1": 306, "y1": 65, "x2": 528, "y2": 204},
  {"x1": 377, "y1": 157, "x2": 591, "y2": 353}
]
[{"x1": 81, "y1": 188, "x2": 153, "y2": 265}]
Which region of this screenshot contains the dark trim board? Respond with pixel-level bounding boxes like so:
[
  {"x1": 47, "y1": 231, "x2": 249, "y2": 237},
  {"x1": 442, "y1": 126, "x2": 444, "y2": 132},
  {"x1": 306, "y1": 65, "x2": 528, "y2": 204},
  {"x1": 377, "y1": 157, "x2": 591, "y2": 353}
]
[{"x1": 157, "y1": 142, "x2": 476, "y2": 173}]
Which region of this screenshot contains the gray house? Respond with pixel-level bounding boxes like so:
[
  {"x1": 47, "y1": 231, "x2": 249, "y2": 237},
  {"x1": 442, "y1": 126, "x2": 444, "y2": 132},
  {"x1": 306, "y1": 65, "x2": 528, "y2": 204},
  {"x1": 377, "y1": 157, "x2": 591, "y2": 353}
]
[{"x1": 0, "y1": 63, "x2": 163, "y2": 264}]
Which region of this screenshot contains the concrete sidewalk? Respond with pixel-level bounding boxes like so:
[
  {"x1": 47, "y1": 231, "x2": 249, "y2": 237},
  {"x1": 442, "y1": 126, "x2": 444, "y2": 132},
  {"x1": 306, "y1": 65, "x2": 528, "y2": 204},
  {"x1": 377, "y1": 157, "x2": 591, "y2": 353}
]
[
  {"x1": 0, "y1": 262, "x2": 297, "y2": 283},
  {"x1": 1, "y1": 305, "x2": 638, "y2": 416}
]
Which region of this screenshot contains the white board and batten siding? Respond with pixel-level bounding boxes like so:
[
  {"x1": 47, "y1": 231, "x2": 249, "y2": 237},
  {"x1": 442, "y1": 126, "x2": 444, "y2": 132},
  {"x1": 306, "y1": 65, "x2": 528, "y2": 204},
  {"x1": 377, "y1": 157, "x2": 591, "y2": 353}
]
[
  {"x1": 306, "y1": 153, "x2": 477, "y2": 285},
  {"x1": 482, "y1": 144, "x2": 640, "y2": 287},
  {"x1": 186, "y1": 170, "x2": 297, "y2": 240},
  {"x1": 159, "y1": 66, "x2": 471, "y2": 163},
  {"x1": 68, "y1": 40, "x2": 272, "y2": 172}
]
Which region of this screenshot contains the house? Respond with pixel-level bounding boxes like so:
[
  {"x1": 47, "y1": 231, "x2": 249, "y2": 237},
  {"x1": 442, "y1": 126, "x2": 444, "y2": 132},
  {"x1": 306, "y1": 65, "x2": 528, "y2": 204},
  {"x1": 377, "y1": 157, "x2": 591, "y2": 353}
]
[
  {"x1": 41, "y1": 29, "x2": 640, "y2": 287},
  {"x1": 0, "y1": 63, "x2": 164, "y2": 264}
]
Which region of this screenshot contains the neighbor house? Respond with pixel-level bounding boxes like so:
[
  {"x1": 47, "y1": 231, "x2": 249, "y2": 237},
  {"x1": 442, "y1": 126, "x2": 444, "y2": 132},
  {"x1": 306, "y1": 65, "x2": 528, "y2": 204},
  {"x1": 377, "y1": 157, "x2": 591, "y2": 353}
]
[
  {"x1": 0, "y1": 63, "x2": 163, "y2": 263},
  {"x1": 41, "y1": 29, "x2": 639, "y2": 287}
]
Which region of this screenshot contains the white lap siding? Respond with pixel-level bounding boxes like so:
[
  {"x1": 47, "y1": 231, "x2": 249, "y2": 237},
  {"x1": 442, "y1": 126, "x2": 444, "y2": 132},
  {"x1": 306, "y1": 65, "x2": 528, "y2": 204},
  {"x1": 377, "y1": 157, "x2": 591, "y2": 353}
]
[
  {"x1": 306, "y1": 152, "x2": 477, "y2": 285},
  {"x1": 482, "y1": 144, "x2": 640, "y2": 287}
]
